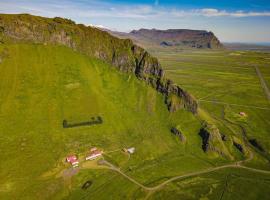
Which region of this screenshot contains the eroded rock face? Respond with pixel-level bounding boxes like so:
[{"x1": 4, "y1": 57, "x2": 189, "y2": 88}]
[
  {"x1": 232, "y1": 136, "x2": 248, "y2": 156},
  {"x1": 221, "y1": 134, "x2": 227, "y2": 141},
  {"x1": 199, "y1": 124, "x2": 233, "y2": 159},
  {"x1": 233, "y1": 141, "x2": 245, "y2": 154},
  {"x1": 171, "y1": 127, "x2": 186, "y2": 142},
  {"x1": 0, "y1": 14, "x2": 198, "y2": 113},
  {"x1": 249, "y1": 139, "x2": 264, "y2": 152},
  {"x1": 114, "y1": 28, "x2": 224, "y2": 49},
  {"x1": 199, "y1": 128, "x2": 210, "y2": 152}
]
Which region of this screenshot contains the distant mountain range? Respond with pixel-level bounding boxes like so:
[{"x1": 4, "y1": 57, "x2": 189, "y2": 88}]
[{"x1": 108, "y1": 28, "x2": 224, "y2": 49}]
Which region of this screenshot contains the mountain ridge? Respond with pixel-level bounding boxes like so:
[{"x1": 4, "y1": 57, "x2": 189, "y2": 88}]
[
  {"x1": 0, "y1": 13, "x2": 198, "y2": 113},
  {"x1": 109, "y1": 28, "x2": 224, "y2": 49}
]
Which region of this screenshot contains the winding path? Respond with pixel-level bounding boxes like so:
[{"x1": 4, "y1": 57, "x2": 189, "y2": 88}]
[{"x1": 100, "y1": 160, "x2": 270, "y2": 192}]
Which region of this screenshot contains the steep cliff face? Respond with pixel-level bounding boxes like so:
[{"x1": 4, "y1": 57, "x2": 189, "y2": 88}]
[
  {"x1": 110, "y1": 28, "x2": 224, "y2": 49},
  {"x1": 0, "y1": 14, "x2": 198, "y2": 113}
]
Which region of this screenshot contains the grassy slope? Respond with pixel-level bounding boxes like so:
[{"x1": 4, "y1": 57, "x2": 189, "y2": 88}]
[{"x1": 1, "y1": 44, "x2": 232, "y2": 199}]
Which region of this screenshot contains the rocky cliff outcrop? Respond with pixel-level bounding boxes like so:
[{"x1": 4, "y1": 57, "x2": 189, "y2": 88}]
[
  {"x1": 232, "y1": 136, "x2": 247, "y2": 155},
  {"x1": 171, "y1": 127, "x2": 186, "y2": 142},
  {"x1": 110, "y1": 28, "x2": 224, "y2": 49},
  {"x1": 199, "y1": 123, "x2": 233, "y2": 159},
  {"x1": 0, "y1": 14, "x2": 197, "y2": 113}
]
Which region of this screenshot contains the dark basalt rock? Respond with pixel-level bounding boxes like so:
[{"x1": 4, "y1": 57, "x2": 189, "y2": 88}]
[
  {"x1": 233, "y1": 141, "x2": 244, "y2": 153},
  {"x1": 198, "y1": 124, "x2": 232, "y2": 159},
  {"x1": 221, "y1": 134, "x2": 227, "y2": 141},
  {"x1": 128, "y1": 29, "x2": 224, "y2": 49},
  {"x1": 199, "y1": 128, "x2": 210, "y2": 152},
  {"x1": 171, "y1": 127, "x2": 186, "y2": 142},
  {"x1": 249, "y1": 139, "x2": 264, "y2": 152},
  {"x1": 0, "y1": 14, "x2": 198, "y2": 114}
]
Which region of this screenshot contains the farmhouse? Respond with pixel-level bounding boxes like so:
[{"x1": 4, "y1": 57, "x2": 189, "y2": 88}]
[
  {"x1": 86, "y1": 147, "x2": 103, "y2": 161},
  {"x1": 66, "y1": 155, "x2": 79, "y2": 167}
]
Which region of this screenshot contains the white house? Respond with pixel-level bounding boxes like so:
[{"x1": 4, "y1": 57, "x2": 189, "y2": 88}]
[{"x1": 85, "y1": 148, "x2": 103, "y2": 161}]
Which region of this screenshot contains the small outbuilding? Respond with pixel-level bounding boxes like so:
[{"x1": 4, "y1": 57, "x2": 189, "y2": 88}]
[
  {"x1": 239, "y1": 112, "x2": 247, "y2": 117},
  {"x1": 126, "y1": 147, "x2": 135, "y2": 154}
]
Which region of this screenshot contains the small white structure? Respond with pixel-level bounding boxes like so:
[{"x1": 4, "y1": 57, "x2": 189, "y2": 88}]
[
  {"x1": 72, "y1": 162, "x2": 79, "y2": 168},
  {"x1": 127, "y1": 147, "x2": 135, "y2": 154},
  {"x1": 85, "y1": 147, "x2": 103, "y2": 161},
  {"x1": 239, "y1": 112, "x2": 247, "y2": 117}
]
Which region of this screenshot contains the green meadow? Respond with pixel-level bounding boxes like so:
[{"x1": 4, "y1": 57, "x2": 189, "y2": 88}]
[
  {"x1": 150, "y1": 48, "x2": 270, "y2": 151},
  {"x1": 1, "y1": 43, "x2": 270, "y2": 199}
]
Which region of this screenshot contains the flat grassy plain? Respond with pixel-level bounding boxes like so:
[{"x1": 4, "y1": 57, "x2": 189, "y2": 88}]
[
  {"x1": 151, "y1": 168, "x2": 270, "y2": 200},
  {"x1": 1, "y1": 44, "x2": 270, "y2": 199},
  {"x1": 147, "y1": 47, "x2": 270, "y2": 198},
  {"x1": 150, "y1": 48, "x2": 270, "y2": 151}
]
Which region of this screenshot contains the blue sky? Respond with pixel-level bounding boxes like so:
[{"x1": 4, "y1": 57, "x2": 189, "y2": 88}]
[{"x1": 1, "y1": 0, "x2": 270, "y2": 42}]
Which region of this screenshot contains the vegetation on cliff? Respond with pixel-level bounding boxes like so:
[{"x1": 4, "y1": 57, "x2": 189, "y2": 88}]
[{"x1": 0, "y1": 14, "x2": 197, "y2": 113}]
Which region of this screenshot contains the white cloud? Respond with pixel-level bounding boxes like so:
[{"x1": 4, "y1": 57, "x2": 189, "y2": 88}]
[
  {"x1": 88, "y1": 24, "x2": 107, "y2": 29},
  {"x1": 0, "y1": 1, "x2": 270, "y2": 20},
  {"x1": 0, "y1": 0, "x2": 270, "y2": 42},
  {"x1": 198, "y1": 8, "x2": 270, "y2": 17}
]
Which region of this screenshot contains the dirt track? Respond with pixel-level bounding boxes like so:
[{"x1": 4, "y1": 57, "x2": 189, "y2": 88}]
[
  {"x1": 255, "y1": 66, "x2": 270, "y2": 102},
  {"x1": 101, "y1": 159, "x2": 270, "y2": 192}
]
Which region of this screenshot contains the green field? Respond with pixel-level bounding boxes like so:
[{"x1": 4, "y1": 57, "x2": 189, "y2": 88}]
[
  {"x1": 1, "y1": 43, "x2": 270, "y2": 199},
  {"x1": 149, "y1": 48, "x2": 270, "y2": 151}
]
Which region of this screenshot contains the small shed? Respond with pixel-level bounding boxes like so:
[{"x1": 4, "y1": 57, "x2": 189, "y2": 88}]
[
  {"x1": 239, "y1": 112, "x2": 247, "y2": 117},
  {"x1": 127, "y1": 147, "x2": 135, "y2": 154}
]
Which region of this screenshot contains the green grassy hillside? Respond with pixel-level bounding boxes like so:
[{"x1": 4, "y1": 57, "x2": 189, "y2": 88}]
[
  {"x1": 0, "y1": 43, "x2": 269, "y2": 200},
  {"x1": 0, "y1": 43, "x2": 209, "y2": 199},
  {"x1": 0, "y1": 14, "x2": 270, "y2": 200}
]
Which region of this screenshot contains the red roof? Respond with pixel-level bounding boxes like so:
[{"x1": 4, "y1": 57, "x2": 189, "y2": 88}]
[
  {"x1": 70, "y1": 160, "x2": 79, "y2": 165},
  {"x1": 66, "y1": 155, "x2": 77, "y2": 163}
]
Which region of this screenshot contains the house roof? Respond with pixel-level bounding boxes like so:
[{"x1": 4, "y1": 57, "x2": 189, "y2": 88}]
[
  {"x1": 67, "y1": 155, "x2": 77, "y2": 163},
  {"x1": 127, "y1": 147, "x2": 135, "y2": 153},
  {"x1": 90, "y1": 147, "x2": 97, "y2": 152},
  {"x1": 70, "y1": 160, "x2": 79, "y2": 165},
  {"x1": 88, "y1": 150, "x2": 102, "y2": 157}
]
